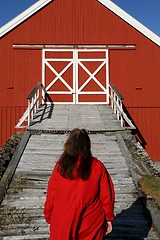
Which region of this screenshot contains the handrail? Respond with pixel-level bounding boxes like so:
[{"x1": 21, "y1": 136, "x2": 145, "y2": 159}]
[
  {"x1": 108, "y1": 84, "x2": 136, "y2": 129},
  {"x1": 27, "y1": 82, "x2": 42, "y2": 100},
  {"x1": 16, "y1": 82, "x2": 49, "y2": 128},
  {"x1": 109, "y1": 83, "x2": 124, "y2": 101},
  {"x1": 16, "y1": 81, "x2": 135, "y2": 129}
]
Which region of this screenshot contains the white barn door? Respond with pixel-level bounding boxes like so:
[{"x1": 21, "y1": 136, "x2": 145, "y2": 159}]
[{"x1": 42, "y1": 48, "x2": 109, "y2": 104}]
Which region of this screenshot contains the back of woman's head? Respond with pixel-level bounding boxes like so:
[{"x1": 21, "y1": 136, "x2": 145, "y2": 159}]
[
  {"x1": 64, "y1": 128, "x2": 91, "y2": 159},
  {"x1": 58, "y1": 128, "x2": 92, "y2": 180}
]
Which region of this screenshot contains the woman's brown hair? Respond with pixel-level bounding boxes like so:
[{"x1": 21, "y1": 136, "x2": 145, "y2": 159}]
[{"x1": 58, "y1": 128, "x2": 92, "y2": 180}]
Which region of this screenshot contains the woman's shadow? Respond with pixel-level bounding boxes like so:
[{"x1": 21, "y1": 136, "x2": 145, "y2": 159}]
[{"x1": 104, "y1": 197, "x2": 152, "y2": 240}]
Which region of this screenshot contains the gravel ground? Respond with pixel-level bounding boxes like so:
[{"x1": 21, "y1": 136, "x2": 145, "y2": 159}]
[
  {"x1": 0, "y1": 132, "x2": 24, "y2": 180},
  {"x1": 122, "y1": 131, "x2": 160, "y2": 177}
]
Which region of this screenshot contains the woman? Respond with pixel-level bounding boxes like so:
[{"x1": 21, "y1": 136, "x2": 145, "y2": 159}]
[{"x1": 44, "y1": 128, "x2": 115, "y2": 240}]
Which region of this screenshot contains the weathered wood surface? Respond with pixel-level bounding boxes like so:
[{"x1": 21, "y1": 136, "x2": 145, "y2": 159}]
[
  {"x1": 0, "y1": 133, "x2": 159, "y2": 239},
  {"x1": 0, "y1": 104, "x2": 159, "y2": 239},
  {"x1": 0, "y1": 132, "x2": 30, "y2": 205},
  {"x1": 29, "y1": 104, "x2": 123, "y2": 132}
]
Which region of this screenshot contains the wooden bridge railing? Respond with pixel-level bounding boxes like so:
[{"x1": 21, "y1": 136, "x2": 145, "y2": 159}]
[
  {"x1": 108, "y1": 83, "x2": 136, "y2": 129},
  {"x1": 16, "y1": 82, "x2": 49, "y2": 128},
  {"x1": 16, "y1": 82, "x2": 135, "y2": 129}
]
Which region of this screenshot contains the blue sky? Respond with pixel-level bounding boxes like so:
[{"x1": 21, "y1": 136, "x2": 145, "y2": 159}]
[{"x1": 0, "y1": 0, "x2": 160, "y2": 36}]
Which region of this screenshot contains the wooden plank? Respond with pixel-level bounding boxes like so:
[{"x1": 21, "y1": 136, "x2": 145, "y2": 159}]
[
  {"x1": 29, "y1": 104, "x2": 123, "y2": 132},
  {"x1": 0, "y1": 105, "x2": 159, "y2": 239},
  {"x1": 0, "y1": 132, "x2": 30, "y2": 205}
]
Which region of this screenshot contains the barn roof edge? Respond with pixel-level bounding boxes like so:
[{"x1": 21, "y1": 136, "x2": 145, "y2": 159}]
[
  {"x1": 98, "y1": 0, "x2": 160, "y2": 47},
  {"x1": 0, "y1": 0, "x2": 53, "y2": 38},
  {"x1": 0, "y1": 0, "x2": 160, "y2": 47}
]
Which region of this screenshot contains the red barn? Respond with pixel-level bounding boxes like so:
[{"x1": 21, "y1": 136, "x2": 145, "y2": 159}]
[{"x1": 0, "y1": 0, "x2": 160, "y2": 161}]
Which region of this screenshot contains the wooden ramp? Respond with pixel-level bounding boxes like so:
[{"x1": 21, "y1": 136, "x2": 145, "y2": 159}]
[
  {"x1": 28, "y1": 104, "x2": 123, "y2": 132},
  {"x1": 0, "y1": 105, "x2": 159, "y2": 239}
]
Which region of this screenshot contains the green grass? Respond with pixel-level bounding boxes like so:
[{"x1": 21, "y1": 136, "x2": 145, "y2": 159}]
[{"x1": 139, "y1": 175, "x2": 160, "y2": 209}]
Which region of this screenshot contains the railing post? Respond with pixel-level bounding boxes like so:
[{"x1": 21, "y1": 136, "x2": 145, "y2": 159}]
[
  {"x1": 117, "y1": 99, "x2": 120, "y2": 120},
  {"x1": 15, "y1": 82, "x2": 48, "y2": 128},
  {"x1": 42, "y1": 85, "x2": 45, "y2": 105},
  {"x1": 111, "y1": 88, "x2": 114, "y2": 109},
  {"x1": 31, "y1": 98, "x2": 34, "y2": 120},
  {"x1": 119, "y1": 102, "x2": 123, "y2": 126},
  {"x1": 28, "y1": 99, "x2": 31, "y2": 126},
  {"x1": 108, "y1": 83, "x2": 135, "y2": 129},
  {"x1": 113, "y1": 93, "x2": 116, "y2": 114},
  {"x1": 34, "y1": 93, "x2": 37, "y2": 114},
  {"x1": 37, "y1": 89, "x2": 40, "y2": 108}
]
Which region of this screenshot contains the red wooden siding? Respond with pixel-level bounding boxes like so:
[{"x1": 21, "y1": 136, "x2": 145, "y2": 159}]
[
  {"x1": 0, "y1": 106, "x2": 26, "y2": 147},
  {"x1": 109, "y1": 42, "x2": 160, "y2": 107},
  {"x1": 127, "y1": 107, "x2": 160, "y2": 161},
  {"x1": 0, "y1": 0, "x2": 160, "y2": 160},
  {"x1": 0, "y1": 40, "x2": 42, "y2": 106}
]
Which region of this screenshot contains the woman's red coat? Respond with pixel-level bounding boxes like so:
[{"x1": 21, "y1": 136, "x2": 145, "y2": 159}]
[{"x1": 44, "y1": 157, "x2": 115, "y2": 239}]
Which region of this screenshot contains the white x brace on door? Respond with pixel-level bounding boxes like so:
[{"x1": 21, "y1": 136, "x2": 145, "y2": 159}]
[{"x1": 42, "y1": 48, "x2": 109, "y2": 104}]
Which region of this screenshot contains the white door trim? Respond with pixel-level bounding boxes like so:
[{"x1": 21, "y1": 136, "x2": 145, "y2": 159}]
[
  {"x1": 42, "y1": 48, "x2": 109, "y2": 104},
  {"x1": 42, "y1": 49, "x2": 76, "y2": 104}
]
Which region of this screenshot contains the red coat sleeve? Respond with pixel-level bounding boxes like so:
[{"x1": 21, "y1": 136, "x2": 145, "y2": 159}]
[
  {"x1": 99, "y1": 162, "x2": 115, "y2": 221},
  {"x1": 44, "y1": 164, "x2": 58, "y2": 224}
]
